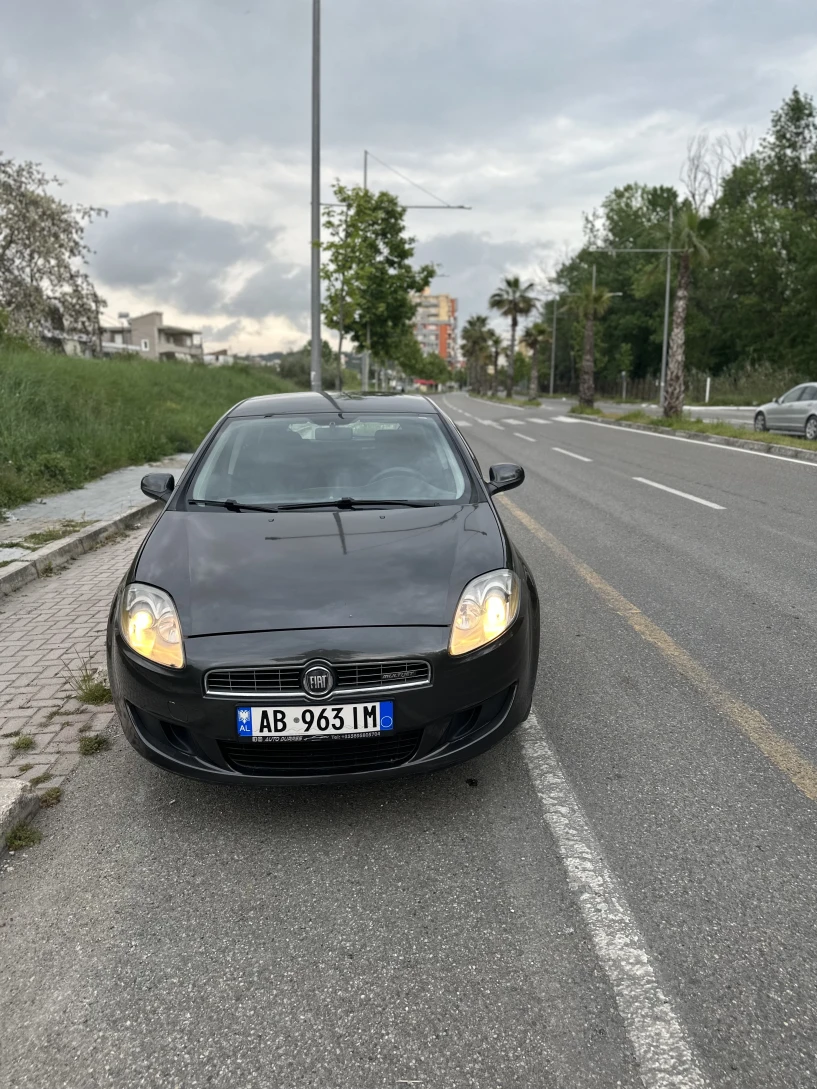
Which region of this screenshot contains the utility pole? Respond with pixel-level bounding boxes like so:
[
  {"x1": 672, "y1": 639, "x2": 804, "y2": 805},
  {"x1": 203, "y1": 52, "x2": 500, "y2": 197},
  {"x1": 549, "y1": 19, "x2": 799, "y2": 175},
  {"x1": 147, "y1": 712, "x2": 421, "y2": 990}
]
[
  {"x1": 309, "y1": 0, "x2": 322, "y2": 392},
  {"x1": 549, "y1": 296, "x2": 558, "y2": 395},
  {"x1": 659, "y1": 207, "x2": 674, "y2": 410}
]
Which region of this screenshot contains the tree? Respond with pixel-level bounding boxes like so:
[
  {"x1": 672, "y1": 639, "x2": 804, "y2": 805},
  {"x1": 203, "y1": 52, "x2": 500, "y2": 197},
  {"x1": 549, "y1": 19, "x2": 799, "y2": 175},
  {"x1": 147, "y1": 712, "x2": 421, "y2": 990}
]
[
  {"x1": 521, "y1": 320, "x2": 551, "y2": 400},
  {"x1": 572, "y1": 283, "x2": 613, "y2": 406},
  {"x1": 486, "y1": 330, "x2": 504, "y2": 396},
  {"x1": 488, "y1": 276, "x2": 536, "y2": 397},
  {"x1": 321, "y1": 184, "x2": 435, "y2": 387},
  {"x1": 0, "y1": 156, "x2": 106, "y2": 348},
  {"x1": 461, "y1": 314, "x2": 490, "y2": 393},
  {"x1": 664, "y1": 203, "x2": 714, "y2": 415}
]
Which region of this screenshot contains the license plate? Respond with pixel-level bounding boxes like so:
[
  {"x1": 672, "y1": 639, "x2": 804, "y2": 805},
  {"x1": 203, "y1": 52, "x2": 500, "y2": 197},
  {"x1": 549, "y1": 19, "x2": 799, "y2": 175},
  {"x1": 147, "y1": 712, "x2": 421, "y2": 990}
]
[{"x1": 235, "y1": 701, "x2": 393, "y2": 741}]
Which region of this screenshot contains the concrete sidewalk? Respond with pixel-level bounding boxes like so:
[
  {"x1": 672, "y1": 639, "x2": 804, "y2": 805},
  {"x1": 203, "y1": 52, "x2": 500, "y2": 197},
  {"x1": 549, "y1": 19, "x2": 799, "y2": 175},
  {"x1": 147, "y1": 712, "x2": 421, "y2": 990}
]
[{"x1": 0, "y1": 454, "x2": 190, "y2": 560}]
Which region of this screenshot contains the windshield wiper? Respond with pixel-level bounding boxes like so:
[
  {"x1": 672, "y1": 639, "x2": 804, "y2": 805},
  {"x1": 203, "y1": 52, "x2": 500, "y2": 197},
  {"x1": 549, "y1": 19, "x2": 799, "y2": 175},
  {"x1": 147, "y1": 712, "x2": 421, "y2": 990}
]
[
  {"x1": 189, "y1": 497, "x2": 440, "y2": 513},
  {"x1": 188, "y1": 498, "x2": 281, "y2": 513},
  {"x1": 275, "y1": 497, "x2": 440, "y2": 510}
]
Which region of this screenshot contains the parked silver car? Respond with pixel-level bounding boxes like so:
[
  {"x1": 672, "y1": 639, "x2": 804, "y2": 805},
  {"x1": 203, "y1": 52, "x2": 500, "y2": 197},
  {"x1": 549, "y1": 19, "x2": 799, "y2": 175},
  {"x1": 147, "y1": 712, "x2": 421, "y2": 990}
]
[{"x1": 755, "y1": 383, "x2": 817, "y2": 440}]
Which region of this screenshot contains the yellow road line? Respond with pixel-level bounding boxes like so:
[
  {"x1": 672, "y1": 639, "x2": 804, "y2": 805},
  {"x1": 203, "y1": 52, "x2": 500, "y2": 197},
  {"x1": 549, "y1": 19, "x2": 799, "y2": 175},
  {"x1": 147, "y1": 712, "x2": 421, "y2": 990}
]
[{"x1": 500, "y1": 495, "x2": 817, "y2": 802}]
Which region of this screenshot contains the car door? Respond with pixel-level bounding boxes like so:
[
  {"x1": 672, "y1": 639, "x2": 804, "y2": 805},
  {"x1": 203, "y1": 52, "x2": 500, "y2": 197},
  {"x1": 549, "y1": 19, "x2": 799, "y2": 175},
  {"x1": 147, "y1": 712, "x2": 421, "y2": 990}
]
[
  {"x1": 771, "y1": 385, "x2": 806, "y2": 431},
  {"x1": 793, "y1": 384, "x2": 817, "y2": 433}
]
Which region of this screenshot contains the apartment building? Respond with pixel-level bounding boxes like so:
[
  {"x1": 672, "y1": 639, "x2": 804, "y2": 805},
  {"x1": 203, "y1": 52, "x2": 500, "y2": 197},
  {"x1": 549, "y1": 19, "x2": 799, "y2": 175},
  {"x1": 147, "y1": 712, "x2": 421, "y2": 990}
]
[
  {"x1": 99, "y1": 312, "x2": 203, "y2": 361},
  {"x1": 412, "y1": 288, "x2": 458, "y2": 365}
]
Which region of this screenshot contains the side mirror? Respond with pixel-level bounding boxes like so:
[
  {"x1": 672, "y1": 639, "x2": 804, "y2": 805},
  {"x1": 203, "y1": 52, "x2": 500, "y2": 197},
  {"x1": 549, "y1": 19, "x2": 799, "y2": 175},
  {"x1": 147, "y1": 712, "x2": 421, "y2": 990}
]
[
  {"x1": 141, "y1": 472, "x2": 175, "y2": 502},
  {"x1": 774, "y1": 397, "x2": 780, "y2": 404},
  {"x1": 487, "y1": 463, "x2": 525, "y2": 496}
]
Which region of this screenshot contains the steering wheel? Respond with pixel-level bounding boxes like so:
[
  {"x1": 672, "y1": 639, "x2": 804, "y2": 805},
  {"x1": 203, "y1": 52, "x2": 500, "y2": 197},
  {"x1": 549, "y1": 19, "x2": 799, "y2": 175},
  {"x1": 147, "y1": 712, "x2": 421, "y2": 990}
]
[{"x1": 368, "y1": 466, "x2": 427, "y2": 484}]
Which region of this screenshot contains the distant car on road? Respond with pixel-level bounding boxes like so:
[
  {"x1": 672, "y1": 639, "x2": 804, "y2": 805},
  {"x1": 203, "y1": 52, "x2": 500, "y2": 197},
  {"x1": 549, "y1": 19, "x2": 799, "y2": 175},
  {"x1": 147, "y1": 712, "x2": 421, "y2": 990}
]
[
  {"x1": 107, "y1": 392, "x2": 539, "y2": 785},
  {"x1": 754, "y1": 383, "x2": 817, "y2": 440}
]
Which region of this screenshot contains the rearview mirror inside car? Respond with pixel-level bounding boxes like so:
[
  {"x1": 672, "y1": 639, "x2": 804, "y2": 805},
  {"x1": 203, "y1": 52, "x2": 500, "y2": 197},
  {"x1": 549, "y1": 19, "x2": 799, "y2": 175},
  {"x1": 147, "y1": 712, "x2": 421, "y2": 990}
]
[
  {"x1": 141, "y1": 472, "x2": 175, "y2": 502},
  {"x1": 487, "y1": 463, "x2": 525, "y2": 496}
]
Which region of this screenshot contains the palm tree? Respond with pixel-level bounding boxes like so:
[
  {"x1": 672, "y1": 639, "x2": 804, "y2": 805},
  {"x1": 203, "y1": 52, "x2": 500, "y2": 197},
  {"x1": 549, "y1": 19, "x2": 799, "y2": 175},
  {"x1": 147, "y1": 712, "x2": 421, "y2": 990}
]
[
  {"x1": 461, "y1": 314, "x2": 490, "y2": 393},
  {"x1": 664, "y1": 203, "x2": 714, "y2": 417},
  {"x1": 573, "y1": 282, "x2": 613, "y2": 407},
  {"x1": 521, "y1": 320, "x2": 551, "y2": 401},
  {"x1": 486, "y1": 329, "x2": 503, "y2": 396},
  {"x1": 489, "y1": 276, "x2": 536, "y2": 398}
]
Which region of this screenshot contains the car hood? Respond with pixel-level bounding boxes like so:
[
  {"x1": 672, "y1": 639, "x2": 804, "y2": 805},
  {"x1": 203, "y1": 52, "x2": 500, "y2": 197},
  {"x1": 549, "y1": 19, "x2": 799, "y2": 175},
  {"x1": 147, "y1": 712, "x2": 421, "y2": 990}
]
[{"x1": 133, "y1": 505, "x2": 507, "y2": 636}]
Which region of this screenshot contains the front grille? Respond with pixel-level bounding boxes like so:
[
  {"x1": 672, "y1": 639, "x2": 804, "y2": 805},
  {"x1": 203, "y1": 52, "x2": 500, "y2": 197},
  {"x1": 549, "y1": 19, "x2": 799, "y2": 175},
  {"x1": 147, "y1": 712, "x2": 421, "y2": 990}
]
[
  {"x1": 219, "y1": 731, "x2": 422, "y2": 776},
  {"x1": 205, "y1": 659, "x2": 431, "y2": 697}
]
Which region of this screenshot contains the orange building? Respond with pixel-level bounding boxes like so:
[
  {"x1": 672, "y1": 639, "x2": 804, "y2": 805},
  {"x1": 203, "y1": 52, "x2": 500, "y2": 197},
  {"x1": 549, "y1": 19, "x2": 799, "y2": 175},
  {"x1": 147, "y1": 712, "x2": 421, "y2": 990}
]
[{"x1": 412, "y1": 288, "x2": 459, "y2": 366}]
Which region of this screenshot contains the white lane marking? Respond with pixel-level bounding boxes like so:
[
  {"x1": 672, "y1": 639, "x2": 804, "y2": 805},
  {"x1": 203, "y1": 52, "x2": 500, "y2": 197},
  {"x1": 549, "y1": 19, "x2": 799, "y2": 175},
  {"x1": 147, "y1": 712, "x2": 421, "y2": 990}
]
[
  {"x1": 633, "y1": 476, "x2": 725, "y2": 510},
  {"x1": 530, "y1": 418, "x2": 553, "y2": 425},
  {"x1": 476, "y1": 418, "x2": 505, "y2": 430},
  {"x1": 564, "y1": 416, "x2": 817, "y2": 468},
  {"x1": 454, "y1": 420, "x2": 472, "y2": 427},
  {"x1": 514, "y1": 432, "x2": 536, "y2": 443},
  {"x1": 554, "y1": 415, "x2": 579, "y2": 423},
  {"x1": 552, "y1": 447, "x2": 592, "y2": 463},
  {"x1": 521, "y1": 715, "x2": 710, "y2": 1089},
  {"x1": 501, "y1": 403, "x2": 523, "y2": 411},
  {"x1": 504, "y1": 418, "x2": 525, "y2": 424}
]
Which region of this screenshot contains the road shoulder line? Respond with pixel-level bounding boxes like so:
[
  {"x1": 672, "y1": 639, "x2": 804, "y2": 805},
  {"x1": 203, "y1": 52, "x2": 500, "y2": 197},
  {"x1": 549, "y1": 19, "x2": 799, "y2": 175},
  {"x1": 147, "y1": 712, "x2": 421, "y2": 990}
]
[{"x1": 521, "y1": 713, "x2": 709, "y2": 1089}]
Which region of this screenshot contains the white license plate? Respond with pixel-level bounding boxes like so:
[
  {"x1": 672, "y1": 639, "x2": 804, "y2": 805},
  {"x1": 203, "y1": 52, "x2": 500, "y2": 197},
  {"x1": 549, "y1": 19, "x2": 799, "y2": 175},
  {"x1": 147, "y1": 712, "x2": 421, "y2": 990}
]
[{"x1": 235, "y1": 700, "x2": 394, "y2": 741}]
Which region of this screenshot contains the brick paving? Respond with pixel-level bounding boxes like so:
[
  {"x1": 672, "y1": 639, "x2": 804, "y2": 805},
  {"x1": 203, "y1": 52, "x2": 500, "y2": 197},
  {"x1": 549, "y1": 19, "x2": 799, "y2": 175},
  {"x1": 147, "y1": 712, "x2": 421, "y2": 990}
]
[{"x1": 0, "y1": 523, "x2": 152, "y2": 797}]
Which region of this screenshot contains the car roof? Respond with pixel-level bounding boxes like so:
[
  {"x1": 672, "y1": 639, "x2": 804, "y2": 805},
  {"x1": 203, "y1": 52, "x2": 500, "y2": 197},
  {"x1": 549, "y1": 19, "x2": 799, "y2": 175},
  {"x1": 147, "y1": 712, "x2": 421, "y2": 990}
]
[{"x1": 228, "y1": 392, "x2": 441, "y2": 417}]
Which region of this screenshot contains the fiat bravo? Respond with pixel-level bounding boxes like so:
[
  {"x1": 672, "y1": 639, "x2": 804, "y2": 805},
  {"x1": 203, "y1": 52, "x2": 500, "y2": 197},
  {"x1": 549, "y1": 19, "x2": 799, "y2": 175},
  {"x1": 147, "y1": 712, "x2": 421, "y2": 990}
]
[{"x1": 107, "y1": 393, "x2": 539, "y2": 784}]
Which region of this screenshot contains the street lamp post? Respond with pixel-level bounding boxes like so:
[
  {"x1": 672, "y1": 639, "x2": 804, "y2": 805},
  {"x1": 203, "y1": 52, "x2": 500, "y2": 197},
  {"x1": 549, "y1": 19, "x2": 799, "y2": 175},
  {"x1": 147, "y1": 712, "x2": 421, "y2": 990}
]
[{"x1": 310, "y1": 0, "x2": 322, "y2": 393}]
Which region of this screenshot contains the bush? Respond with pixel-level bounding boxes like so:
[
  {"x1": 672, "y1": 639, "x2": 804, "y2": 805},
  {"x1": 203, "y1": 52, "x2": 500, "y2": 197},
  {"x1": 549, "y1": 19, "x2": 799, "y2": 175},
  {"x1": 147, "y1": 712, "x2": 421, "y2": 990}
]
[{"x1": 0, "y1": 348, "x2": 298, "y2": 513}]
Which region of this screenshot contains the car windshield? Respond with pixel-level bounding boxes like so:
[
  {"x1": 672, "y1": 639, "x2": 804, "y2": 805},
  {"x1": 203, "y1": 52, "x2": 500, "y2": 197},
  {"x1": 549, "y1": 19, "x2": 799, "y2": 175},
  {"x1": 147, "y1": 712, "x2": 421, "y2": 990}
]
[{"x1": 187, "y1": 413, "x2": 471, "y2": 507}]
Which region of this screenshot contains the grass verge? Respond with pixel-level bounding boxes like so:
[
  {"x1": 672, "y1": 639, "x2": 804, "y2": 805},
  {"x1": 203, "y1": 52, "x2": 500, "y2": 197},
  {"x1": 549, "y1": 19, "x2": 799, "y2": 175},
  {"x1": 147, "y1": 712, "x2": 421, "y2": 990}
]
[
  {"x1": 66, "y1": 655, "x2": 112, "y2": 705},
  {"x1": 469, "y1": 393, "x2": 541, "y2": 408},
  {"x1": 569, "y1": 404, "x2": 605, "y2": 416},
  {"x1": 613, "y1": 410, "x2": 817, "y2": 451},
  {"x1": 0, "y1": 347, "x2": 298, "y2": 514}
]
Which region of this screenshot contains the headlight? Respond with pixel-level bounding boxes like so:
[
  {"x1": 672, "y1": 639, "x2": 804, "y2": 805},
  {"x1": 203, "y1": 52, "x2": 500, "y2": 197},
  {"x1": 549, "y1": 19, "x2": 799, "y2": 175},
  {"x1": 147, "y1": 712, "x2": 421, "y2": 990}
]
[
  {"x1": 120, "y1": 583, "x2": 185, "y2": 669},
  {"x1": 449, "y1": 569, "x2": 520, "y2": 656}
]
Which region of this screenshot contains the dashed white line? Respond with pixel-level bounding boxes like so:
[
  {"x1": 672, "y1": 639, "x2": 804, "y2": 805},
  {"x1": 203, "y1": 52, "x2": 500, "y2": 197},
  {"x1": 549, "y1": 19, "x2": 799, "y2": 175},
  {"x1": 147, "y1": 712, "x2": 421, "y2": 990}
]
[
  {"x1": 552, "y1": 447, "x2": 592, "y2": 462},
  {"x1": 530, "y1": 419, "x2": 553, "y2": 425},
  {"x1": 553, "y1": 415, "x2": 579, "y2": 423},
  {"x1": 454, "y1": 420, "x2": 472, "y2": 427},
  {"x1": 476, "y1": 418, "x2": 505, "y2": 430},
  {"x1": 514, "y1": 432, "x2": 536, "y2": 443},
  {"x1": 633, "y1": 476, "x2": 725, "y2": 509},
  {"x1": 521, "y1": 714, "x2": 709, "y2": 1089},
  {"x1": 503, "y1": 418, "x2": 525, "y2": 425}
]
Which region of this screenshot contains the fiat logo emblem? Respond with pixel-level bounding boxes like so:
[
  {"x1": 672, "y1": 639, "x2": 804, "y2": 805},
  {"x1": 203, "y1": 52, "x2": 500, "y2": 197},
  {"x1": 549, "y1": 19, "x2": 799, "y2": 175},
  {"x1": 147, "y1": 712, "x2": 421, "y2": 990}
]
[{"x1": 302, "y1": 663, "x2": 335, "y2": 699}]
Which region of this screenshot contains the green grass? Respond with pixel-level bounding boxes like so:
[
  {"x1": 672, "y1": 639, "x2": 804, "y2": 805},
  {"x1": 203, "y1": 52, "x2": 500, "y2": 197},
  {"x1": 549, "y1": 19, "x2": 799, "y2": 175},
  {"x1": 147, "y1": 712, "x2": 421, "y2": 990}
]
[
  {"x1": 17, "y1": 762, "x2": 34, "y2": 773},
  {"x1": 39, "y1": 787, "x2": 62, "y2": 808},
  {"x1": 0, "y1": 347, "x2": 298, "y2": 514},
  {"x1": 22, "y1": 520, "x2": 93, "y2": 548},
  {"x1": 5, "y1": 822, "x2": 42, "y2": 850},
  {"x1": 569, "y1": 404, "x2": 605, "y2": 416},
  {"x1": 608, "y1": 409, "x2": 817, "y2": 451},
  {"x1": 78, "y1": 734, "x2": 110, "y2": 755},
  {"x1": 11, "y1": 734, "x2": 35, "y2": 752},
  {"x1": 68, "y1": 666, "x2": 112, "y2": 706},
  {"x1": 29, "y1": 772, "x2": 53, "y2": 786}
]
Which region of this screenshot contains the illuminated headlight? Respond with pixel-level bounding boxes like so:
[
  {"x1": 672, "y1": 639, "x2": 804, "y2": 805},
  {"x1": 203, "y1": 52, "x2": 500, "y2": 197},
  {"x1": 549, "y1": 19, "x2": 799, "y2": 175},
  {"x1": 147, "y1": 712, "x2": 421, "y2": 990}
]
[
  {"x1": 120, "y1": 583, "x2": 184, "y2": 669},
  {"x1": 449, "y1": 570, "x2": 520, "y2": 656}
]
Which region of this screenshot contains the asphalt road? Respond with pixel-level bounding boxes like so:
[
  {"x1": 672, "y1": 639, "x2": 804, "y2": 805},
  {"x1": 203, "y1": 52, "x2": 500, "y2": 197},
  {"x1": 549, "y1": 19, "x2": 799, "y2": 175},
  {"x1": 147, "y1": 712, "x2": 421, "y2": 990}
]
[{"x1": 3, "y1": 391, "x2": 817, "y2": 1089}]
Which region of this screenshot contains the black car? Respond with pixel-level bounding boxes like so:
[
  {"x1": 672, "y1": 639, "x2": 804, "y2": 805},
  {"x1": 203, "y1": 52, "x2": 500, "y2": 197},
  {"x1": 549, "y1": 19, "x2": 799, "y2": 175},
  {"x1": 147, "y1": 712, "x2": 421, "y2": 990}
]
[{"x1": 107, "y1": 392, "x2": 539, "y2": 784}]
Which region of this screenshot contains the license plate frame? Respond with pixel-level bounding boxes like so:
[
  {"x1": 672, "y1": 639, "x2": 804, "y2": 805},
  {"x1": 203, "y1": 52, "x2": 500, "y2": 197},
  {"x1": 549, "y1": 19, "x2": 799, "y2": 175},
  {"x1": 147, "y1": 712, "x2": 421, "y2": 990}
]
[{"x1": 235, "y1": 701, "x2": 394, "y2": 742}]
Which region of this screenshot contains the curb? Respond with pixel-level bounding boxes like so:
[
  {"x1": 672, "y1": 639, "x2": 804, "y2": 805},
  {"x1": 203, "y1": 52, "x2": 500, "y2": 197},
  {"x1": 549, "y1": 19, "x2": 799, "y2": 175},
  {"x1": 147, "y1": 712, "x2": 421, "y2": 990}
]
[
  {"x1": 0, "y1": 779, "x2": 40, "y2": 852},
  {"x1": 569, "y1": 416, "x2": 817, "y2": 464},
  {"x1": 0, "y1": 499, "x2": 162, "y2": 598}
]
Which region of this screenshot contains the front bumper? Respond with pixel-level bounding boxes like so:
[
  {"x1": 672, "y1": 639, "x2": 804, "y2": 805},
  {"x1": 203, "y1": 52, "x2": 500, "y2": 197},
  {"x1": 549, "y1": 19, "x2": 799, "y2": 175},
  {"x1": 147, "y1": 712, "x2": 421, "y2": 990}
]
[{"x1": 108, "y1": 619, "x2": 536, "y2": 785}]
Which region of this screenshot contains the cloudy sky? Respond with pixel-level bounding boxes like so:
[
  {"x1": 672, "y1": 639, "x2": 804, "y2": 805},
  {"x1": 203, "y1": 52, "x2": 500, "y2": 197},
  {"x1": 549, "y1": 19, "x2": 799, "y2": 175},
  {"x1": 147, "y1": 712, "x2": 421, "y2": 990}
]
[{"x1": 3, "y1": 0, "x2": 815, "y2": 352}]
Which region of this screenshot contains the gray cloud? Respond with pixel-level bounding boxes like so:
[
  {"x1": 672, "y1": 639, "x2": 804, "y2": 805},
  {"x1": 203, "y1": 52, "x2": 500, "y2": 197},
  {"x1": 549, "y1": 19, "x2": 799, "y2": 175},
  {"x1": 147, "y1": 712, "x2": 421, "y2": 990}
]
[
  {"x1": 88, "y1": 201, "x2": 275, "y2": 313},
  {"x1": 225, "y1": 264, "x2": 310, "y2": 326}
]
